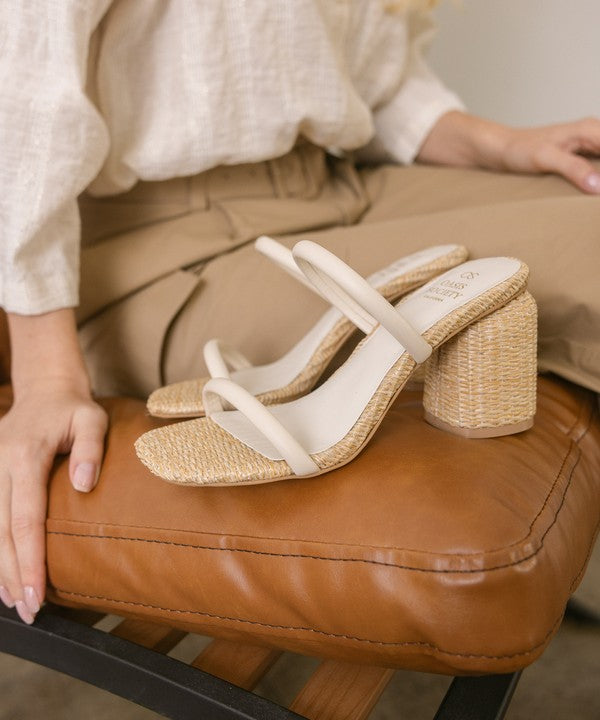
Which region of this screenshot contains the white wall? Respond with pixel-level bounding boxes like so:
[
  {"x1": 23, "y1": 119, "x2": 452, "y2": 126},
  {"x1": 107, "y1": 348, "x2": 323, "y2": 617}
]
[{"x1": 428, "y1": 0, "x2": 600, "y2": 127}]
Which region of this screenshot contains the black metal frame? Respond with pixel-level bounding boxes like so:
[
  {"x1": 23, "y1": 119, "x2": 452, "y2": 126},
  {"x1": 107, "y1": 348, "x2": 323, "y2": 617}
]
[
  {"x1": 434, "y1": 673, "x2": 520, "y2": 720},
  {"x1": 565, "y1": 597, "x2": 600, "y2": 627},
  {"x1": 0, "y1": 602, "x2": 520, "y2": 720}
]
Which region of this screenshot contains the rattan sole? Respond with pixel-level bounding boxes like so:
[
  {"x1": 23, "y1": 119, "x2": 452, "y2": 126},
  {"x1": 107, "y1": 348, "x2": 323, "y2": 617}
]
[{"x1": 423, "y1": 412, "x2": 534, "y2": 438}]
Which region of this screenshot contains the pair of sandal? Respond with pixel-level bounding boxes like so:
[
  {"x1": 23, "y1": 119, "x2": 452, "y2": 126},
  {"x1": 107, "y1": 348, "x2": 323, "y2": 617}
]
[{"x1": 136, "y1": 237, "x2": 537, "y2": 486}]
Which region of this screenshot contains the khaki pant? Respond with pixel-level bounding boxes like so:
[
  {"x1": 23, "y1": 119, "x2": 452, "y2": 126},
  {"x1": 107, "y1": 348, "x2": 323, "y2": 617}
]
[{"x1": 78, "y1": 144, "x2": 600, "y2": 397}]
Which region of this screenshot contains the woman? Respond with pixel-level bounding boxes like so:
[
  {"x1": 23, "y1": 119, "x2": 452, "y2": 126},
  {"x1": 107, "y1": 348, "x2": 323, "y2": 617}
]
[{"x1": 1, "y1": 0, "x2": 599, "y2": 624}]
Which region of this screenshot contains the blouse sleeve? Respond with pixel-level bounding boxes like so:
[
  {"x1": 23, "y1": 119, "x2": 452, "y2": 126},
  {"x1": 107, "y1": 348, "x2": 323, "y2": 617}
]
[
  {"x1": 0, "y1": 1, "x2": 111, "y2": 315},
  {"x1": 369, "y1": 9, "x2": 465, "y2": 165}
]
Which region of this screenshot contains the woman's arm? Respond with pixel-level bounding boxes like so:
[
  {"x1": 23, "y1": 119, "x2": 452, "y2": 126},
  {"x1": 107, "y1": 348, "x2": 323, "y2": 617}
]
[
  {"x1": 0, "y1": 2, "x2": 112, "y2": 623},
  {"x1": 0, "y1": 309, "x2": 107, "y2": 623},
  {"x1": 417, "y1": 110, "x2": 600, "y2": 194}
]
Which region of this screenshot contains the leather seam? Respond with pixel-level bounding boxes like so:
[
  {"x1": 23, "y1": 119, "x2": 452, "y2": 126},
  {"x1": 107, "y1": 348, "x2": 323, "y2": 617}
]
[
  {"x1": 47, "y1": 439, "x2": 585, "y2": 572},
  {"x1": 48, "y1": 401, "x2": 592, "y2": 559},
  {"x1": 50, "y1": 512, "x2": 598, "y2": 662},
  {"x1": 44, "y1": 447, "x2": 573, "y2": 561},
  {"x1": 50, "y1": 587, "x2": 562, "y2": 660},
  {"x1": 46, "y1": 445, "x2": 578, "y2": 575},
  {"x1": 51, "y1": 510, "x2": 598, "y2": 660}
]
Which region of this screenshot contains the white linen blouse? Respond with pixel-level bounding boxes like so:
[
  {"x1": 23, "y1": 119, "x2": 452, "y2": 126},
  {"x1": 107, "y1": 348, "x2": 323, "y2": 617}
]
[{"x1": 0, "y1": 0, "x2": 463, "y2": 315}]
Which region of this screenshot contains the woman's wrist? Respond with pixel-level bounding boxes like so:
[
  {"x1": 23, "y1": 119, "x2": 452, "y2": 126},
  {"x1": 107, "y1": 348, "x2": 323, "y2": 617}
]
[
  {"x1": 8, "y1": 308, "x2": 91, "y2": 399},
  {"x1": 416, "y1": 110, "x2": 511, "y2": 170},
  {"x1": 418, "y1": 111, "x2": 600, "y2": 194}
]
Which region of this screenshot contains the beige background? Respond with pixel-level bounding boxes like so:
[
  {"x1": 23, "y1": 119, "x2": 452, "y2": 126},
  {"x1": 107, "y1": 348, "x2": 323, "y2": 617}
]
[
  {"x1": 430, "y1": 0, "x2": 600, "y2": 126},
  {"x1": 2, "y1": 3, "x2": 600, "y2": 718}
]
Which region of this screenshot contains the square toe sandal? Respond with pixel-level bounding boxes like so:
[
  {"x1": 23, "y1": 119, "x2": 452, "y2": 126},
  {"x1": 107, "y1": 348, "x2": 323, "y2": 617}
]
[
  {"x1": 146, "y1": 235, "x2": 468, "y2": 418},
  {"x1": 135, "y1": 241, "x2": 537, "y2": 486}
]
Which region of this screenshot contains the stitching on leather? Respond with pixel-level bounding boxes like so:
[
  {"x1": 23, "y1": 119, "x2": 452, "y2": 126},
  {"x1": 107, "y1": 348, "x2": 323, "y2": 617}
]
[
  {"x1": 484, "y1": 441, "x2": 574, "y2": 554},
  {"x1": 46, "y1": 446, "x2": 584, "y2": 573},
  {"x1": 48, "y1": 393, "x2": 595, "y2": 560},
  {"x1": 47, "y1": 440, "x2": 580, "y2": 561},
  {"x1": 51, "y1": 511, "x2": 597, "y2": 661},
  {"x1": 48, "y1": 529, "x2": 508, "y2": 572},
  {"x1": 47, "y1": 394, "x2": 597, "y2": 662},
  {"x1": 51, "y1": 587, "x2": 563, "y2": 660}
]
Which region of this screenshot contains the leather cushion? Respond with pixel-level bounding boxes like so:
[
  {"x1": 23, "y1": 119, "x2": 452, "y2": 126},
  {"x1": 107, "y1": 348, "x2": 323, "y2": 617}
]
[{"x1": 10, "y1": 376, "x2": 596, "y2": 675}]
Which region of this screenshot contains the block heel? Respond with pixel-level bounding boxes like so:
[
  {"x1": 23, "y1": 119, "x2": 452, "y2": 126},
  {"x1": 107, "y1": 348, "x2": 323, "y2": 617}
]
[{"x1": 423, "y1": 291, "x2": 538, "y2": 438}]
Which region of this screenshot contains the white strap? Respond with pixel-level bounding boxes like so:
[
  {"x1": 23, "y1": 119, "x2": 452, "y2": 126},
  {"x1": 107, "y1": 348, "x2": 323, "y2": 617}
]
[
  {"x1": 203, "y1": 338, "x2": 252, "y2": 379},
  {"x1": 203, "y1": 237, "x2": 323, "y2": 382},
  {"x1": 202, "y1": 377, "x2": 319, "y2": 476},
  {"x1": 292, "y1": 240, "x2": 432, "y2": 363},
  {"x1": 254, "y1": 235, "x2": 316, "y2": 292}
]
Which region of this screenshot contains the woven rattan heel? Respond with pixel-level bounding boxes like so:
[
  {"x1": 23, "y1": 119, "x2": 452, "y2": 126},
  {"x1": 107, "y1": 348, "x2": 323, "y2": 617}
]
[{"x1": 423, "y1": 291, "x2": 538, "y2": 438}]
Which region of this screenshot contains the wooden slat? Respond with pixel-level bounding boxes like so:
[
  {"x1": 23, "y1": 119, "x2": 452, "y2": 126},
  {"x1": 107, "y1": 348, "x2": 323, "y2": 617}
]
[
  {"x1": 290, "y1": 660, "x2": 394, "y2": 720},
  {"x1": 192, "y1": 639, "x2": 282, "y2": 691},
  {"x1": 110, "y1": 618, "x2": 186, "y2": 653}
]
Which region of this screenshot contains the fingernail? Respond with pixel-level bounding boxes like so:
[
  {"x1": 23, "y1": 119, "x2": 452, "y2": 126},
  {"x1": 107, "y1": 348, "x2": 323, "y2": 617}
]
[
  {"x1": 73, "y1": 463, "x2": 98, "y2": 492},
  {"x1": 15, "y1": 600, "x2": 35, "y2": 625},
  {"x1": 24, "y1": 586, "x2": 40, "y2": 614},
  {"x1": 584, "y1": 172, "x2": 600, "y2": 193},
  {"x1": 0, "y1": 586, "x2": 15, "y2": 608}
]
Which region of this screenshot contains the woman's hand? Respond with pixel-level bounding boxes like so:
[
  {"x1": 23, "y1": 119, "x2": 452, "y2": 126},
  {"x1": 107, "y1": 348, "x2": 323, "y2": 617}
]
[
  {"x1": 0, "y1": 310, "x2": 108, "y2": 624},
  {"x1": 417, "y1": 110, "x2": 600, "y2": 194}
]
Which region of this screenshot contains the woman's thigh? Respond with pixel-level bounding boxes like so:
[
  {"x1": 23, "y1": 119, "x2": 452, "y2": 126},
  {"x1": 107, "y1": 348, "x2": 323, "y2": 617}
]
[
  {"x1": 164, "y1": 163, "x2": 600, "y2": 396},
  {"x1": 358, "y1": 163, "x2": 600, "y2": 392},
  {"x1": 359, "y1": 162, "x2": 586, "y2": 222}
]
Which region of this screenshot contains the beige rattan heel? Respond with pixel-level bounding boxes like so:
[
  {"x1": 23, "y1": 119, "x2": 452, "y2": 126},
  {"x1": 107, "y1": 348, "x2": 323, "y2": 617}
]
[{"x1": 423, "y1": 291, "x2": 537, "y2": 438}]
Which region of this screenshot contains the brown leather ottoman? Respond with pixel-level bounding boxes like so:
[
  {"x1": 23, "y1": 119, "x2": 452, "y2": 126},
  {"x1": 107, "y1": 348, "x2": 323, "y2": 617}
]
[{"x1": 37, "y1": 374, "x2": 599, "y2": 681}]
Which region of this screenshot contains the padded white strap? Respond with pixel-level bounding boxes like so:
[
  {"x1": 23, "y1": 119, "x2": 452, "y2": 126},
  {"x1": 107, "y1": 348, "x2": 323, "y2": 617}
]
[
  {"x1": 292, "y1": 240, "x2": 433, "y2": 363},
  {"x1": 202, "y1": 377, "x2": 319, "y2": 476},
  {"x1": 203, "y1": 237, "x2": 325, "y2": 382},
  {"x1": 203, "y1": 338, "x2": 252, "y2": 379},
  {"x1": 254, "y1": 235, "x2": 316, "y2": 292}
]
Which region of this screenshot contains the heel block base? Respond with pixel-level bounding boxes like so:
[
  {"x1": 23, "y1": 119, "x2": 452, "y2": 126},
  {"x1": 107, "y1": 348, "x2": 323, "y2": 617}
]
[{"x1": 423, "y1": 411, "x2": 534, "y2": 439}]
